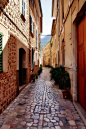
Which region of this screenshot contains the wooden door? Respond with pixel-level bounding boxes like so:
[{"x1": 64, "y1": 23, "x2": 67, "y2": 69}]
[{"x1": 77, "y1": 15, "x2": 86, "y2": 110}]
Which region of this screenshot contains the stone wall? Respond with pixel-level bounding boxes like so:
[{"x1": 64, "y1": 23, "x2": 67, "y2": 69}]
[
  {"x1": 0, "y1": 0, "x2": 42, "y2": 114},
  {"x1": 0, "y1": 35, "x2": 17, "y2": 113},
  {"x1": 29, "y1": 0, "x2": 40, "y2": 73}
]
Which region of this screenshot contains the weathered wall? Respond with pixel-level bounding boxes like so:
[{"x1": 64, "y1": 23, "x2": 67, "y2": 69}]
[{"x1": 0, "y1": 35, "x2": 17, "y2": 113}]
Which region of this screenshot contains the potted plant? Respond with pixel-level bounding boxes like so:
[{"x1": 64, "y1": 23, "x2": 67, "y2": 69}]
[
  {"x1": 30, "y1": 74, "x2": 36, "y2": 82},
  {"x1": 50, "y1": 66, "x2": 71, "y2": 99},
  {"x1": 35, "y1": 73, "x2": 38, "y2": 79},
  {"x1": 38, "y1": 65, "x2": 43, "y2": 75},
  {"x1": 58, "y1": 66, "x2": 71, "y2": 99}
]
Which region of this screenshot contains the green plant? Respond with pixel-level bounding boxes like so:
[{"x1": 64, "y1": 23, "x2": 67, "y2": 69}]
[
  {"x1": 38, "y1": 65, "x2": 43, "y2": 75},
  {"x1": 50, "y1": 66, "x2": 71, "y2": 90},
  {"x1": 30, "y1": 74, "x2": 36, "y2": 79},
  {"x1": 45, "y1": 65, "x2": 53, "y2": 68}
]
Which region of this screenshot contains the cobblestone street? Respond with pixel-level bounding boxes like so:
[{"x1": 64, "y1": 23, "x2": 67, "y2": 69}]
[{"x1": 0, "y1": 68, "x2": 85, "y2": 129}]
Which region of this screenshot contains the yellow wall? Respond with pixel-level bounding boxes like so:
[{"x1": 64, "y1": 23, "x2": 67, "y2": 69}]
[{"x1": 43, "y1": 42, "x2": 51, "y2": 66}]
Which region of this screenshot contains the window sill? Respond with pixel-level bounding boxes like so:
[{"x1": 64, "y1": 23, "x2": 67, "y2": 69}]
[{"x1": 21, "y1": 14, "x2": 26, "y2": 22}]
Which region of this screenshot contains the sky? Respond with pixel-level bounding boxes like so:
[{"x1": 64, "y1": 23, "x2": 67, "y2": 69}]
[{"x1": 40, "y1": 0, "x2": 55, "y2": 39}]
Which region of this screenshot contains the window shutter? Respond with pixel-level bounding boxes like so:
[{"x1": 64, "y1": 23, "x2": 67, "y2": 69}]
[
  {"x1": 33, "y1": 49, "x2": 34, "y2": 68},
  {"x1": 31, "y1": 17, "x2": 32, "y2": 32},
  {"x1": 30, "y1": 16, "x2": 32, "y2": 32},
  {"x1": 32, "y1": 48, "x2": 34, "y2": 69},
  {"x1": 22, "y1": 0, "x2": 23, "y2": 15},
  {"x1": 24, "y1": 1, "x2": 25, "y2": 17},
  {"x1": 29, "y1": 49, "x2": 30, "y2": 62},
  {"x1": 36, "y1": 10, "x2": 37, "y2": 19},
  {"x1": 36, "y1": 29, "x2": 37, "y2": 47},
  {"x1": 33, "y1": 22, "x2": 34, "y2": 35},
  {"x1": 0, "y1": 34, "x2": 3, "y2": 73},
  {"x1": 33, "y1": 0, "x2": 34, "y2": 7}
]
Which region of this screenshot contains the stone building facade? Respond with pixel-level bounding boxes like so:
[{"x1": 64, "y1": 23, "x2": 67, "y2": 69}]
[
  {"x1": 52, "y1": 0, "x2": 86, "y2": 125},
  {"x1": 51, "y1": 19, "x2": 57, "y2": 68},
  {"x1": 0, "y1": 0, "x2": 42, "y2": 113},
  {"x1": 42, "y1": 41, "x2": 51, "y2": 67}
]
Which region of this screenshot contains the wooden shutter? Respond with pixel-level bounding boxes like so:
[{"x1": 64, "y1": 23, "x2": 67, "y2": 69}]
[
  {"x1": 33, "y1": 0, "x2": 34, "y2": 7},
  {"x1": 29, "y1": 49, "x2": 30, "y2": 62},
  {"x1": 36, "y1": 10, "x2": 37, "y2": 19},
  {"x1": 30, "y1": 16, "x2": 32, "y2": 32},
  {"x1": 33, "y1": 49, "x2": 34, "y2": 68},
  {"x1": 36, "y1": 29, "x2": 37, "y2": 47},
  {"x1": 24, "y1": 1, "x2": 25, "y2": 17},
  {"x1": 32, "y1": 48, "x2": 34, "y2": 69},
  {"x1": 0, "y1": 34, "x2": 3, "y2": 73},
  {"x1": 22, "y1": 0, "x2": 23, "y2": 15}
]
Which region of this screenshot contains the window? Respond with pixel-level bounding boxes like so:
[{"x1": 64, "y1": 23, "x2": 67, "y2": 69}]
[
  {"x1": 22, "y1": 0, "x2": 25, "y2": 17},
  {"x1": 0, "y1": 33, "x2": 3, "y2": 73},
  {"x1": 36, "y1": 29, "x2": 37, "y2": 47},
  {"x1": 62, "y1": 0, "x2": 64, "y2": 23},
  {"x1": 35, "y1": 53, "x2": 38, "y2": 65},
  {"x1": 29, "y1": 49, "x2": 30, "y2": 62},
  {"x1": 30, "y1": 16, "x2": 32, "y2": 32},
  {"x1": 36, "y1": 10, "x2": 37, "y2": 19},
  {"x1": 33, "y1": 0, "x2": 34, "y2": 7},
  {"x1": 57, "y1": 0, "x2": 59, "y2": 10},
  {"x1": 30, "y1": 16, "x2": 34, "y2": 36},
  {"x1": 32, "y1": 48, "x2": 34, "y2": 69},
  {"x1": 33, "y1": 22, "x2": 34, "y2": 35}
]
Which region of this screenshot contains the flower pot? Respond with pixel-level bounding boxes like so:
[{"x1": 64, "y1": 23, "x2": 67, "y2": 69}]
[
  {"x1": 33, "y1": 78, "x2": 35, "y2": 82},
  {"x1": 63, "y1": 91, "x2": 68, "y2": 99},
  {"x1": 36, "y1": 76, "x2": 38, "y2": 79}
]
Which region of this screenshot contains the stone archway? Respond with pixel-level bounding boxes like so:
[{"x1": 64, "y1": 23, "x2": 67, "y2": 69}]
[{"x1": 19, "y1": 48, "x2": 26, "y2": 86}]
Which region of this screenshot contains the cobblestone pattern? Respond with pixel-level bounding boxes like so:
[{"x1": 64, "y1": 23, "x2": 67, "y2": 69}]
[
  {"x1": 0, "y1": 68, "x2": 85, "y2": 129},
  {"x1": 0, "y1": 35, "x2": 17, "y2": 114}
]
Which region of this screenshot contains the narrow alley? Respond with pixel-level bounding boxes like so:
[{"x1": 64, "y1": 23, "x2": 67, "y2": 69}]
[{"x1": 0, "y1": 68, "x2": 85, "y2": 129}]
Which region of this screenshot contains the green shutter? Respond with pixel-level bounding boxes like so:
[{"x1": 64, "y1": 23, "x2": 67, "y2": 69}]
[
  {"x1": 22, "y1": 0, "x2": 25, "y2": 17},
  {"x1": 32, "y1": 48, "x2": 34, "y2": 69},
  {"x1": 22, "y1": 0, "x2": 23, "y2": 14},
  {"x1": 0, "y1": 33, "x2": 3, "y2": 73},
  {"x1": 24, "y1": 1, "x2": 25, "y2": 17}
]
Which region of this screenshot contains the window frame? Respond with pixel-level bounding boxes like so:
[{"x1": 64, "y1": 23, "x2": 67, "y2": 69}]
[{"x1": 22, "y1": 0, "x2": 25, "y2": 17}]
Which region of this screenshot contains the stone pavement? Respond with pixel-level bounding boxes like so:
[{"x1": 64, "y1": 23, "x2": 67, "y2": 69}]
[{"x1": 0, "y1": 68, "x2": 86, "y2": 129}]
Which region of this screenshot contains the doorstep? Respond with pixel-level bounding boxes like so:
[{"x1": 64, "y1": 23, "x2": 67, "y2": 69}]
[{"x1": 73, "y1": 101, "x2": 86, "y2": 126}]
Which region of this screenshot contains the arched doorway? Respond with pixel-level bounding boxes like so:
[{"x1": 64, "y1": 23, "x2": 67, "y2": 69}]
[{"x1": 19, "y1": 48, "x2": 26, "y2": 86}]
